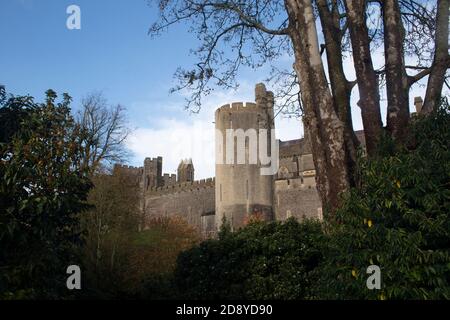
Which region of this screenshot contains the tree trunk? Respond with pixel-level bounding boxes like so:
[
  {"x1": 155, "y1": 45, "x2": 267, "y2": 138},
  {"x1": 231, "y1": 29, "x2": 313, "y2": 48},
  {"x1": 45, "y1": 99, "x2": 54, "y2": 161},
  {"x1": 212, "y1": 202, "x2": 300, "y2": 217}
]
[
  {"x1": 383, "y1": 0, "x2": 410, "y2": 142},
  {"x1": 422, "y1": 0, "x2": 449, "y2": 114},
  {"x1": 317, "y1": 0, "x2": 359, "y2": 185},
  {"x1": 285, "y1": 0, "x2": 351, "y2": 213},
  {"x1": 345, "y1": 0, "x2": 383, "y2": 155}
]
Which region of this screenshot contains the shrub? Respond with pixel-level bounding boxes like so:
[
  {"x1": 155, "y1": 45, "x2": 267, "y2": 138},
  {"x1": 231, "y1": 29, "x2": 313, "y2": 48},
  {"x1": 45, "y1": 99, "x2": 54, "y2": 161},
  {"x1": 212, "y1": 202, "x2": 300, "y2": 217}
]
[
  {"x1": 173, "y1": 101, "x2": 450, "y2": 300},
  {"x1": 316, "y1": 101, "x2": 450, "y2": 299},
  {"x1": 174, "y1": 218, "x2": 324, "y2": 300}
]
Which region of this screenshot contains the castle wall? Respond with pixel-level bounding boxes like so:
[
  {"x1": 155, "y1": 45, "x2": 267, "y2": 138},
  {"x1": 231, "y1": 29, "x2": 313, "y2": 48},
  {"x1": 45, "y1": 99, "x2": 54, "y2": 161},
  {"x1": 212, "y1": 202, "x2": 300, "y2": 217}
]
[
  {"x1": 279, "y1": 139, "x2": 302, "y2": 157},
  {"x1": 278, "y1": 156, "x2": 299, "y2": 179},
  {"x1": 115, "y1": 83, "x2": 330, "y2": 236},
  {"x1": 200, "y1": 213, "x2": 216, "y2": 238},
  {"x1": 163, "y1": 173, "x2": 177, "y2": 186},
  {"x1": 143, "y1": 179, "x2": 215, "y2": 236},
  {"x1": 274, "y1": 178, "x2": 322, "y2": 221},
  {"x1": 116, "y1": 152, "x2": 322, "y2": 237}
]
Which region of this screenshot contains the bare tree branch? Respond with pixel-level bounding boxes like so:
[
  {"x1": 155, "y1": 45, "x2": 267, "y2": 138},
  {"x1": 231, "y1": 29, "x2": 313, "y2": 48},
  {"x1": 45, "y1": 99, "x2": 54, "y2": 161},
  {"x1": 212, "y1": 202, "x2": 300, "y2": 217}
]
[{"x1": 77, "y1": 92, "x2": 132, "y2": 174}]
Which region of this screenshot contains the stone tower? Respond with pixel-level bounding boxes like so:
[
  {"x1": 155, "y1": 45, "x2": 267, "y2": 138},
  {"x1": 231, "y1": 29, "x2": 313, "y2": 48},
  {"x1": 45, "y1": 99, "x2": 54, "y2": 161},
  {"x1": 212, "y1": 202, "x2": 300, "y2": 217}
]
[
  {"x1": 143, "y1": 156, "x2": 162, "y2": 190},
  {"x1": 177, "y1": 158, "x2": 194, "y2": 183},
  {"x1": 215, "y1": 83, "x2": 275, "y2": 231}
]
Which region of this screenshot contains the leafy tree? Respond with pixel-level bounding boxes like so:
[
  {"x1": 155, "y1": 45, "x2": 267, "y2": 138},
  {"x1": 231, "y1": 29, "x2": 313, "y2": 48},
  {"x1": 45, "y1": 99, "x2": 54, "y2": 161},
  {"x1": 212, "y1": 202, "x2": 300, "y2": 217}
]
[
  {"x1": 316, "y1": 101, "x2": 450, "y2": 299},
  {"x1": 80, "y1": 170, "x2": 141, "y2": 298},
  {"x1": 0, "y1": 87, "x2": 36, "y2": 144},
  {"x1": 0, "y1": 89, "x2": 92, "y2": 299},
  {"x1": 174, "y1": 218, "x2": 324, "y2": 300},
  {"x1": 125, "y1": 216, "x2": 201, "y2": 299},
  {"x1": 80, "y1": 171, "x2": 200, "y2": 299},
  {"x1": 170, "y1": 101, "x2": 449, "y2": 300},
  {"x1": 149, "y1": 0, "x2": 449, "y2": 212}
]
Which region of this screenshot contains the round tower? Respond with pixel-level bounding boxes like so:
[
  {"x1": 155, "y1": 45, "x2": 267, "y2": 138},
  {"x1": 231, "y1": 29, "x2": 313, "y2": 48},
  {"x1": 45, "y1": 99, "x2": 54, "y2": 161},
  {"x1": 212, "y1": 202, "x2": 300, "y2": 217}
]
[{"x1": 215, "y1": 83, "x2": 275, "y2": 231}]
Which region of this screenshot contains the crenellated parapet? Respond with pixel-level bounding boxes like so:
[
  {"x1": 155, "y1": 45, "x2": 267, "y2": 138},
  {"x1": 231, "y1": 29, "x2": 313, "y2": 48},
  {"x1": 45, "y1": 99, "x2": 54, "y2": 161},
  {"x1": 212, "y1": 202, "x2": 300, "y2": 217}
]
[
  {"x1": 214, "y1": 84, "x2": 274, "y2": 130},
  {"x1": 215, "y1": 102, "x2": 258, "y2": 115},
  {"x1": 113, "y1": 83, "x2": 329, "y2": 236},
  {"x1": 147, "y1": 177, "x2": 215, "y2": 196},
  {"x1": 144, "y1": 156, "x2": 162, "y2": 165},
  {"x1": 163, "y1": 173, "x2": 177, "y2": 186},
  {"x1": 113, "y1": 164, "x2": 144, "y2": 176}
]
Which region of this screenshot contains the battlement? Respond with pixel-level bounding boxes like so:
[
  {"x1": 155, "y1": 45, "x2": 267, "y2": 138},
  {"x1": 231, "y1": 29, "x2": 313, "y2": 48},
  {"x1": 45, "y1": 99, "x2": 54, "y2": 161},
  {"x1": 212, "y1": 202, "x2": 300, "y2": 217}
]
[
  {"x1": 114, "y1": 164, "x2": 143, "y2": 170},
  {"x1": 144, "y1": 156, "x2": 162, "y2": 165},
  {"x1": 148, "y1": 177, "x2": 215, "y2": 195},
  {"x1": 137, "y1": 83, "x2": 323, "y2": 234},
  {"x1": 215, "y1": 102, "x2": 259, "y2": 114},
  {"x1": 163, "y1": 173, "x2": 177, "y2": 185},
  {"x1": 113, "y1": 164, "x2": 144, "y2": 186},
  {"x1": 113, "y1": 164, "x2": 143, "y2": 175}
]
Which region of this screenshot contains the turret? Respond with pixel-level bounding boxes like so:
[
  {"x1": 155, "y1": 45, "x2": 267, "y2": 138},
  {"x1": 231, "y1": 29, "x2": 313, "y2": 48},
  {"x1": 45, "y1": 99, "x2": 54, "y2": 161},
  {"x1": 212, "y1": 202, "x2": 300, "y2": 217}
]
[
  {"x1": 414, "y1": 96, "x2": 423, "y2": 114},
  {"x1": 177, "y1": 158, "x2": 194, "y2": 183},
  {"x1": 143, "y1": 156, "x2": 163, "y2": 190},
  {"x1": 215, "y1": 83, "x2": 276, "y2": 231}
]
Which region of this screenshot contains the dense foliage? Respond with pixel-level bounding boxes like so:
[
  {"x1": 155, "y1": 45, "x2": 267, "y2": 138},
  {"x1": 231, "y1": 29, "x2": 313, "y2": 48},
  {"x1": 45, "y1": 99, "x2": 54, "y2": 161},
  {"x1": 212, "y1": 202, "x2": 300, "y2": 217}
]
[
  {"x1": 80, "y1": 170, "x2": 200, "y2": 299},
  {"x1": 127, "y1": 216, "x2": 201, "y2": 299},
  {"x1": 317, "y1": 101, "x2": 450, "y2": 299},
  {"x1": 1, "y1": 86, "x2": 448, "y2": 300},
  {"x1": 173, "y1": 101, "x2": 450, "y2": 300},
  {"x1": 0, "y1": 88, "x2": 200, "y2": 299},
  {"x1": 0, "y1": 89, "x2": 92, "y2": 299},
  {"x1": 80, "y1": 171, "x2": 141, "y2": 298},
  {"x1": 175, "y1": 219, "x2": 324, "y2": 299}
]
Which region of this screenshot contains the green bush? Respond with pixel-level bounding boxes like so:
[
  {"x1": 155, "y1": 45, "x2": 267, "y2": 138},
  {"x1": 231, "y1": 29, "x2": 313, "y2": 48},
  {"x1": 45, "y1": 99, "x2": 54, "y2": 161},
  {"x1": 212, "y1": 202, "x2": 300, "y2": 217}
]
[
  {"x1": 173, "y1": 101, "x2": 449, "y2": 300},
  {"x1": 316, "y1": 101, "x2": 450, "y2": 299},
  {"x1": 174, "y1": 218, "x2": 324, "y2": 300}
]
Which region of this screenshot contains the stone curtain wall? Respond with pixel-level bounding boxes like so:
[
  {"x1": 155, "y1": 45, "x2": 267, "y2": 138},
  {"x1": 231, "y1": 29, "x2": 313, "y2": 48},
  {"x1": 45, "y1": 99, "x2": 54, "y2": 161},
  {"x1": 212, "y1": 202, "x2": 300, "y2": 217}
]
[
  {"x1": 143, "y1": 179, "x2": 216, "y2": 236},
  {"x1": 274, "y1": 141, "x2": 322, "y2": 221},
  {"x1": 274, "y1": 178, "x2": 322, "y2": 221},
  {"x1": 142, "y1": 174, "x2": 322, "y2": 236}
]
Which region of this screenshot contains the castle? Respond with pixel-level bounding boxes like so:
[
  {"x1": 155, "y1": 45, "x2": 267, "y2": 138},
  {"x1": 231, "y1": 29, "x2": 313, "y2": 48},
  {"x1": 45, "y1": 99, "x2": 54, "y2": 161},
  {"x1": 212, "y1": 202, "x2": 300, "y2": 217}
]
[
  {"x1": 114, "y1": 83, "x2": 348, "y2": 237},
  {"x1": 113, "y1": 83, "x2": 427, "y2": 237}
]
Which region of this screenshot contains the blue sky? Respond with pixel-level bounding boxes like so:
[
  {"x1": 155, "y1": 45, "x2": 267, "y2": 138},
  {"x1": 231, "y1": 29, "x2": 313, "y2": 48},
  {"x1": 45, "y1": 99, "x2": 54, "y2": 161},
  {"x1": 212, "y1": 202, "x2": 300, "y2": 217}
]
[
  {"x1": 0, "y1": 0, "x2": 198, "y2": 123},
  {"x1": 0, "y1": 0, "x2": 432, "y2": 178}
]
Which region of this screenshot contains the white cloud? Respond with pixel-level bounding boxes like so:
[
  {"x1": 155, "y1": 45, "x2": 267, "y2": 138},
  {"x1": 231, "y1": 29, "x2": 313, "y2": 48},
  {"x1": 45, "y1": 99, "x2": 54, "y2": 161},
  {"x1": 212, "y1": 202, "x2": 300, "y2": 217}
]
[
  {"x1": 126, "y1": 49, "x2": 442, "y2": 180},
  {"x1": 126, "y1": 81, "x2": 304, "y2": 179},
  {"x1": 127, "y1": 118, "x2": 216, "y2": 179}
]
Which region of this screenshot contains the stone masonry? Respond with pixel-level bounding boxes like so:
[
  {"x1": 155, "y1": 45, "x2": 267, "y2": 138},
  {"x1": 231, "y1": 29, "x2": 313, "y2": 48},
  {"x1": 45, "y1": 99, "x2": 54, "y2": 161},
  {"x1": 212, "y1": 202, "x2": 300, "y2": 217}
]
[{"x1": 114, "y1": 83, "x2": 358, "y2": 237}]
